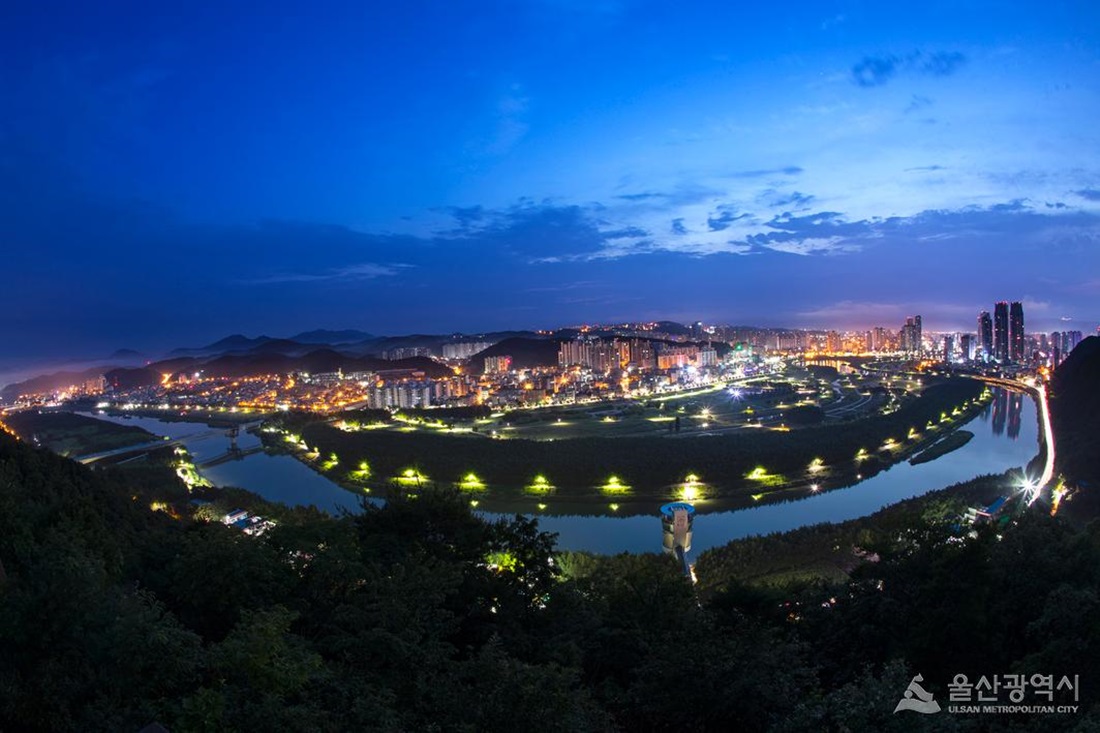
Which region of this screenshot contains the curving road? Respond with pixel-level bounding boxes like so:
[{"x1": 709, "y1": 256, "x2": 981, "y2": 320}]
[{"x1": 971, "y1": 376, "x2": 1056, "y2": 504}]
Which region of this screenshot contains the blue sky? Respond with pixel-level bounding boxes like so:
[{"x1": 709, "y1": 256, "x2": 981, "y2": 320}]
[{"x1": 2, "y1": 0, "x2": 1099, "y2": 357}]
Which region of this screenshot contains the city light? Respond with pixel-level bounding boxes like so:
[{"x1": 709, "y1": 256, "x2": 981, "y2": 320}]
[{"x1": 1019, "y1": 478, "x2": 1040, "y2": 505}]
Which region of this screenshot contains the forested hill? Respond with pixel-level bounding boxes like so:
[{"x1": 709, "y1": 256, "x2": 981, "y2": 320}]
[
  {"x1": 1051, "y1": 335, "x2": 1100, "y2": 486},
  {"x1": 0, "y1": 432, "x2": 605, "y2": 731}
]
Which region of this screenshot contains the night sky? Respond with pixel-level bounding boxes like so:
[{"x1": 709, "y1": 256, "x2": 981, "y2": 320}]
[{"x1": 2, "y1": 0, "x2": 1099, "y2": 360}]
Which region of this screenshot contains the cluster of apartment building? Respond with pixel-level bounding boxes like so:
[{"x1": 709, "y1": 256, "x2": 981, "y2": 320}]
[{"x1": 556, "y1": 337, "x2": 719, "y2": 371}]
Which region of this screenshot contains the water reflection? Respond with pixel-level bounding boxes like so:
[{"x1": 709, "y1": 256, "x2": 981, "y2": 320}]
[
  {"x1": 79, "y1": 412, "x2": 363, "y2": 513},
  {"x1": 992, "y1": 389, "x2": 1007, "y2": 436},
  {"x1": 525, "y1": 387, "x2": 1038, "y2": 554},
  {"x1": 1008, "y1": 392, "x2": 1023, "y2": 440}
]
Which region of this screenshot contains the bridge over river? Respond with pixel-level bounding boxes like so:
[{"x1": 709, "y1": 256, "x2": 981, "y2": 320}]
[{"x1": 75, "y1": 421, "x2": 265, "y2": 467}]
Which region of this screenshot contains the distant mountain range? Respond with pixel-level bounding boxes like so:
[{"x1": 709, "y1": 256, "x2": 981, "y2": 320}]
[
  {"x1": 1, "y1": 322, "x2": 732, "y2": 398},
  {"x1": 166, "y1": 329, "x2": 538, "y2": 358}
]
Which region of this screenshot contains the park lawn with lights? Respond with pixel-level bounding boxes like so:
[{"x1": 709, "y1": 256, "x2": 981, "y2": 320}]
[
  {"x1": 358, "y1": 369, "x2": 900, "y2": 444},
  {"x1": 283, "y1": 379, "x2": 988, "y2": 511},
  {"x1": 312, "y1": 363, "x2": 923, "y2": 449}
]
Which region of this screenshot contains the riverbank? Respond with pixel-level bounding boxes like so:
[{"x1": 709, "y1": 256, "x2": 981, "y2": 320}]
[
  {"x1": 693, "y1": 471, "x2": 1017, "y2": 590},
  {"x1": 910, "y1": 429, "x2": 974, "y2": 465},
  {"x1": 90, "y1": 405, "x2": 270, "y2": 426}
]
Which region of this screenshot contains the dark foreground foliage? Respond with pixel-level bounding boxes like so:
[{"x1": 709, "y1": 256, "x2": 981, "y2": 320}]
[{"x1": 1, "y1": 426, "x2": 1099, "y2": 731}]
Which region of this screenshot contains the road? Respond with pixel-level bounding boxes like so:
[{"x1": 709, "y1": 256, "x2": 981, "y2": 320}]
[{"x1": 970, "y1": 375, "x2": 1056, "y2": 504}]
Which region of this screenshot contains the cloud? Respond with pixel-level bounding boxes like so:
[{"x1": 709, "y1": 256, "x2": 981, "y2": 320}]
[
  {"x1": 615, "y1": 192, "x2": 665, "y2": 201},
  {"x1": 431, "y1": 191, "x2": 1100, "y2": 265},
  {"x1": 921, "y1": 51, "x2": 966, "y2": 77},
  {"x1": 468, "y1": 84, "x2": 530, "y2": 157},
  {"x1": 707, "y1": 208, "x2": 750, "y2": 231},
  {"x1": 769, "y1": 191, "x2": 815, "y2": 209},
  {"x1": 905, "y1": 95, "x2": 933, "y2": 114},
  {"x1": 443, "y1": 199, "x2": 620, "y2": 261},
  {"x1": 1075, "y1": 189, "x2": 1100, "y2": 201},
  {"x1": 525, "y1": 280, "x2": 603, "y2": 293},
  {"x1": 449, "y1": 205, "x2": 486, "y2": 229},
  {"x1": 245, "y1": 262, "x2": 406, "y2": 285},
  {"x1": 612, "y1": 182, "x2": 725, "y2": 208},
  {"x1": 726, "y1": 166, "x2": 804, "y2": 179},
  {"x1": 851, "y1": 50, "x2": 967, "y2": 87},
  {"x1": 852, "y1": 56, "x2": 900, "y2": 87}
]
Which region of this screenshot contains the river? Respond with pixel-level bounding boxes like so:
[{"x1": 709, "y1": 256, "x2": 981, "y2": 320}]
[{"x1": 83, "y1": 387, "x2": 1039, "y2": 555}]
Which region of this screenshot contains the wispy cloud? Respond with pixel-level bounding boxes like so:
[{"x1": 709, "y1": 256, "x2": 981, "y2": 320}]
[
  {"x1": 726, "y1": 166, "x2": 804, "y2": 179},
  {"x1": 851, "y1": 50, "x2": 967, "y2": 87},
  {"x1": 905, "y1": 95, "x2": 933, "y2": 114},
  {"x1": 484, "y1": 85, "x2": 530, "y2": 156},
  {"x1": 246, "y1": 262, "x2": 407, "y2": 285},
  {"x1": 769, "y1": 191, "x2": 815, "y2": 209}
]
